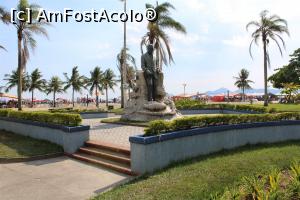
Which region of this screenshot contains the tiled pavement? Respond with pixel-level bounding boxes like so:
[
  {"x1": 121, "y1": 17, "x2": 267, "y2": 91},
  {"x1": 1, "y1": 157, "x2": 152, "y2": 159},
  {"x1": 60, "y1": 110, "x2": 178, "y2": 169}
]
[{"x1": 82, "y1": 118, "x2": 145, "y2": 148}]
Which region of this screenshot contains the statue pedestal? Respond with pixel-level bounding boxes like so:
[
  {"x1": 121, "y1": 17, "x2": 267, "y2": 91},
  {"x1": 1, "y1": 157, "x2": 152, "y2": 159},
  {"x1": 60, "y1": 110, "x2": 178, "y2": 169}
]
[{"x1": 121, "y1": 71, "x2": 181, "y2": 122}]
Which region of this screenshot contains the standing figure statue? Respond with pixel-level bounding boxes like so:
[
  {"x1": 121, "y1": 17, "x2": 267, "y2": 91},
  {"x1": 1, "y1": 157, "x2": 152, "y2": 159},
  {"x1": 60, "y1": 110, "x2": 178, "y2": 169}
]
[{"x1": 141, "y1": 45, "x2": 158, "y2": 101}]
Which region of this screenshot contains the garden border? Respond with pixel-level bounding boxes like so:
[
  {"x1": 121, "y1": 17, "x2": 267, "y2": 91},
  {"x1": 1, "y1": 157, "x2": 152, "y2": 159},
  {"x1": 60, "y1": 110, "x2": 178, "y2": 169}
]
[{"x1": 130, "y1": 120, "x2": 300, "y2": 174}]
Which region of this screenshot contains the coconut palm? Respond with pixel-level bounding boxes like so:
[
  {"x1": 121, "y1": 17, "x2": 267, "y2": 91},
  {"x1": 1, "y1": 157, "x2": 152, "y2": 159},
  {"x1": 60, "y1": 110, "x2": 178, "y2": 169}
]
[
  {"x1": 0, "y1": 6, "x2": 10, "y2": 51},
  {"x1": 86, "y1": 67, "x2": 104, "y2": 108},
  {"x1": 141, "y1": 2, "x2": 186, "y2": 70},
  {"x1": 247, "y1": 10, "x2": 289, "y2": 106},
  {"x1": 63, "y1": 66, "x2": 86, "y2": 107},
  {"x1": 46, "y1": 76, "x2": 64, "y2": 108},
  {"x1": 234, "y1": 69, "x2": 254, "y2": 102},
  {"x1": 4, "y1": 70, "x2": 29, "y2": 92},
  {"x1": 119, "y1": 0, "x2": 127, "y2": 108},
  {"x1": 13, "y1": 0, "x2": 50, "y2": 110},
  {"x1": 28, "y1": 69, "x2": 46, "y2": 107},
  {"x1": 102, "y1": 69, "x2": 117, "y2": 108}
]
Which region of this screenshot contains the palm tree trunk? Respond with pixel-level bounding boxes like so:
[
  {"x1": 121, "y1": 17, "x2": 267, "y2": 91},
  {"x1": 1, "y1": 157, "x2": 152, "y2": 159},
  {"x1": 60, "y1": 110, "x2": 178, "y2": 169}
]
[
  {"x1": 263, "y1": 39, "x2": 268, "y2": 107},
  {"x1": 31, "y1": 90, "x2": 34, "y2": 108},
  {"x1": 17, "y1": 31, "x2": 22, "y2": 111},
  {"x1": 53, "y1": 92, "x2": 56, "y2": 108},
  {"x1": 72, "y1": 87, "x2": 75, "y2": 108},
  {"x1": 121, "y1": 0, "x2": 127, "y2": 109},
  {"x1": 96, "y1": 87, "x2": 99, "y2": 108},
  {"x1": 106, "y1": 87, "x2": 108, "y2": 108}
]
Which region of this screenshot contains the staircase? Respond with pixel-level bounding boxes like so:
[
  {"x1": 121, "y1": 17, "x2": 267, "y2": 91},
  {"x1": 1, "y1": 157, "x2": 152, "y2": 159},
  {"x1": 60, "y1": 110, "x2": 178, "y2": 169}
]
[{"x1": 70, "y1": 140, "x2": 136, "y2": 176}]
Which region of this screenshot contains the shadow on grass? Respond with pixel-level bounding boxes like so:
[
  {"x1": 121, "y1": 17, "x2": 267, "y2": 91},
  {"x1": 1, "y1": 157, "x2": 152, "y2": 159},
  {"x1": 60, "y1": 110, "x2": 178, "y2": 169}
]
[{"x1": 0, "y1": 130, "x2": 63, "y2": 158}]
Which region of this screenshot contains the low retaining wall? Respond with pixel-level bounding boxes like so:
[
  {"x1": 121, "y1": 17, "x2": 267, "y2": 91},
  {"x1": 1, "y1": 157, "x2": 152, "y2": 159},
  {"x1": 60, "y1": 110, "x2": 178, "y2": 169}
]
[
  {"x1": 179, "y1": 109, "x2": 260, "y2": 115},
  {"x1": 80, "y1": 112, "x2": 116, "y2": 119},
  {"x1": 0, "y1": 117, "x2": 90, "y2": 154},
  {"x1": 130, "y1": 121, "x2": 300, "y2": 174}
]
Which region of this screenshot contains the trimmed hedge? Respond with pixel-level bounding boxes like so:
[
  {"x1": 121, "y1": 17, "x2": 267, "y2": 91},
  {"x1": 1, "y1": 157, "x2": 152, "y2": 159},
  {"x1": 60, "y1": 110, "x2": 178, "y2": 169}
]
[
  {"x1": 0, "y1": 109, "x2": 82, "y2": 127},
  {"x1": 49, "y1": 108, "x2": 106, "y2": 114},
  {"x1": 144, "y1": 112, "x2": 300, "y2": 136},
  {"x1": 175, "y1": 99, "x2": 270, "y2": 113}
]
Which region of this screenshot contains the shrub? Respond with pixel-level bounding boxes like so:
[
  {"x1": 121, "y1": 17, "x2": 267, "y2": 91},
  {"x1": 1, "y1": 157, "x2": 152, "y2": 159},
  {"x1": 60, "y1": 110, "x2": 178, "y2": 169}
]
[
  {"x1": 0, "y1": 110, "x2": 82, "y2": 126},
  {"x1": 0, "y1": 109, "x2": 11, "y2": 117},
  {"x1": 144, "y1": 112, "x2": 300, "y2": 136}
]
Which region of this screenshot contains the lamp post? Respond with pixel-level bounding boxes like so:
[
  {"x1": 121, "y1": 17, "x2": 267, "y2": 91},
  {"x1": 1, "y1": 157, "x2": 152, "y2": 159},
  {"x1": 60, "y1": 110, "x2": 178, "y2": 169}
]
[{"x1": 183, "y1": 83, "x2": 187, "y2": 96}]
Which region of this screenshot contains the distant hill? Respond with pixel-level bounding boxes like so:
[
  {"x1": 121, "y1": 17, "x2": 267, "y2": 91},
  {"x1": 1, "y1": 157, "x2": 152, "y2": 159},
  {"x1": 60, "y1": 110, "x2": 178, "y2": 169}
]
[{"x1": 205, "y1": 88, "x2": 281, "y2": 96}]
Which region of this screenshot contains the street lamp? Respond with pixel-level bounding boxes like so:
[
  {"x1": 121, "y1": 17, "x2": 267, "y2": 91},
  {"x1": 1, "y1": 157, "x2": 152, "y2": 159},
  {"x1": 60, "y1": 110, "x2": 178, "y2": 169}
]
[{"x1": 183, "y1": 83, "x2": 187, "y2": 96}]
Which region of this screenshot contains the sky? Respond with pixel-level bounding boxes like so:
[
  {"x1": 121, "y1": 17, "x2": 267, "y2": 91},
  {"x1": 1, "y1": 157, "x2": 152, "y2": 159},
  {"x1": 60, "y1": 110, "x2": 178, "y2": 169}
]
[{"x1": 0, "y1": 0, "x2": 300, "y2": 100}]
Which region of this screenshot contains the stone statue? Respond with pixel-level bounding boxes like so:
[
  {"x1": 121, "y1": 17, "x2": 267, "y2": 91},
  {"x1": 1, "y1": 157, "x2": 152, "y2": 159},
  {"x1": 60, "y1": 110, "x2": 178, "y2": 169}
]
[
  {"x1": 141, "y1": 45, "x2": 158, "y2": 101},
  {"x1": 121, "y1": 45, "x2": 181, "y2": 122}
]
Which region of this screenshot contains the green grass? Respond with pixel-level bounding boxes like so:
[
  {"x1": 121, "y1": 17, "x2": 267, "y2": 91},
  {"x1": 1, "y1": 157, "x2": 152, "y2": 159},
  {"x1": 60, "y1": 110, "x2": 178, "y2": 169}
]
[
  {"x1": 92, "y1": 141, "x2": 300, "y2": 200},
  {"x1": 101, "y1": 117, "x2": 149, "y2": 127},
  {"x1": 250, "y1": 103, "x2": 300, "y2": 112},
  {"x1": 0, "y1": 130, "x2": 63, "y2": 158}
]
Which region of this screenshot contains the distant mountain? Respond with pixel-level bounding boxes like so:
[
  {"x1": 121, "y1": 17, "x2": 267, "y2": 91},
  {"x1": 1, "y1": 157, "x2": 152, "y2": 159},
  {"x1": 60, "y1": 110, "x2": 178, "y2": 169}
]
[{"x1": 205, "y1": 88, "x2": 281, "y2": 96}]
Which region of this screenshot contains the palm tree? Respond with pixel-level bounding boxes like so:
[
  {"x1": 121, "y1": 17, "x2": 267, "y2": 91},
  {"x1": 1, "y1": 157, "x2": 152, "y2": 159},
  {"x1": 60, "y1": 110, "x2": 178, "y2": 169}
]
[
  {"x1": 102, "y1": 69, "x2": 117, "y2": 108},
  {"x1": 141, "y1": 2, "x2": 186, "y2": 70},
  {"x1": 46, "y1": 76, "x2": 64, "y2": 108},
  {"x1": 4, "y1": 70, "x2": 29, "y2": 92},
  {"x1": 119, "y1": 0, "x2": 127, "y2": 108},
  {"x1": 28, "y1": 69, "x2": 46, "y2": 107},
  {"x1": 86, "y1": 67, "x2": 104, "y2": 108},
  {"x1": 64, "y1": 66, "x2": 86, "y2": 107},
  {"x1": 13, "y1": 0, "x2": 50, "y2": 110},
  {"x1": 234, "y1": 69, "x2": 254, "y2": 102},
  {"x1": 0, "y1": 6, "x2": 10, "y2": 51},
  {"x1": 247, "y1": 10, "x2": 289, "y2": 106}
]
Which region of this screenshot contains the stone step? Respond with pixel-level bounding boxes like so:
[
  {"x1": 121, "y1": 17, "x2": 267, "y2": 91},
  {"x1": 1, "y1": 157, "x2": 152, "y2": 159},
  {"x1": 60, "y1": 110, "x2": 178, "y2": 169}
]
[
  {"x1": 70, "y1": 153, "x2": 136, "y2": 176},
  {"x1": 85, "y1": 140, "x2": 130, "y2": 156},
  {"x1": 78, "y1": 147, "x2": 131, "y2": 166}
]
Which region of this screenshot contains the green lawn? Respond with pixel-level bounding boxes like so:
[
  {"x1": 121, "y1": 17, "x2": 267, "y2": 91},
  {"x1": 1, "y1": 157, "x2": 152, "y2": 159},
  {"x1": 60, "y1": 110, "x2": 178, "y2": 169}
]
[
  {"x1": 0, "y1": 131, "x2": 63, "y2": 158},
  {"x1": 101, "y1": 117, "x2": 149, "y2": 127},
  {"x1": 251, "y1": 103, "x2": 300, "y2": 112},
  {"x1": 93, "y1": 141, "x2": 300, "y2": 200}
]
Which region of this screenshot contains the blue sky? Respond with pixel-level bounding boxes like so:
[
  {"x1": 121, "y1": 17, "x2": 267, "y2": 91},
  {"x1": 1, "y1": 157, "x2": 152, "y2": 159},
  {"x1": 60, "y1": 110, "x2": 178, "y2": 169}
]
[{"x1": 0, "y1": 0, "x2": 300, "y2": 100}]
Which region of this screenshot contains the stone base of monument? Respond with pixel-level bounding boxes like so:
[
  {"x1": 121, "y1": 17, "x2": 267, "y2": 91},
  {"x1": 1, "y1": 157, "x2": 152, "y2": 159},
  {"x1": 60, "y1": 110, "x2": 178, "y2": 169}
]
[{"x1": 121, "y1": 71, "x2": 181, "y2": 122}]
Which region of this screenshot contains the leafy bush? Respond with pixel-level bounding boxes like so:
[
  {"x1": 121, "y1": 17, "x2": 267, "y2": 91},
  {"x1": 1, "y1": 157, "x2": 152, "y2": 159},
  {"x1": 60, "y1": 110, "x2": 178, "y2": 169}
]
[
  {"x1": 144, "y1": 112, "x2": 300, "y2": 136},
  {"x1": 174, "y1": 99, "x2": 271, "y2": 113},
  {"x1": 213, "y1": 162, "x2": 300, "y2": 200},
  {"x1": 0, "y1": 109, "x2": 81, "y2": 126}
]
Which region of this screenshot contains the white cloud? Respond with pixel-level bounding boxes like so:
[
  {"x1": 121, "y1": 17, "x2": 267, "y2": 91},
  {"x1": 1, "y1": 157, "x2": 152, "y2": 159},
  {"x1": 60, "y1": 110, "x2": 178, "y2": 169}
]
[
  {"x1": 168, "y1": 31, "x2": 206, "y2": 45},
  {"x1": 222, "y1": 35, "x2": 249, "y2": 48},
  {"x1": 184, "y1": 0, "x2": 206, "y2": 12}
]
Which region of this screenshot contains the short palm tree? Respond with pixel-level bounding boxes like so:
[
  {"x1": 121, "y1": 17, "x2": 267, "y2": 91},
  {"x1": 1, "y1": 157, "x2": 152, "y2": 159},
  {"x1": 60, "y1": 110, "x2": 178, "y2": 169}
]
[
  {"x1": 63, "y1": 66, "x2": 86, "y2": 107},
  {"x1": 247, "y1": 10, "x2": 289, "y2": 106},
  {"x1": 4, "y1": 70, "x2": 29, "y2": 92},
  {"x1": 46, "y1": 76, "x2": 64, "y2": 108},
  {"x1": 234, "y1": 69, "x2": 254, "y2": 102},
  {"x1": 117, "y1": 48, "x2": 136, "y2": 105},
  {"x1": 102, "y1": 69, "x2": 117, "y2": 108},
  {"x1": 141, "y1": 2, "x2": 186, "y2": 69},
  {"x1": 86, "y1": 67, "x2": 104, "y2": 108},
  {"x1": 13, "y1": 0, "x2": 50, "y2": 110},
  {"x1": 28, "y1": 69, "x2": 46, "y2": 107},
  {"x1": 0, "y1": 6, "x2": 10, "y2": 51}
]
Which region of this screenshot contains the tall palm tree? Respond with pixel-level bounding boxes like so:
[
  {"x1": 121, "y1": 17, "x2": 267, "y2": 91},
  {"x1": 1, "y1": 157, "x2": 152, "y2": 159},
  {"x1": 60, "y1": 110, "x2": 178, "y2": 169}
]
[
  {"x1": 13, "y1": 0, "x2": 50, "y2": 110},
  {"x1": 247, "y1": 10, "x2": 289, "y2": 106},
  {"x1": 86, "y1": 67, "x2": 104, "y2": 108},
  {"x1": 63, "y1": 66, "x2": 86, "y2": 107},
  {"x1": 4, "y1": 70, "x2": 29, "y2": 92},
  {"x1": 28, "y1": 69, "x2": 46, "y2": 107},
  {"x1": 0, "y1": 6, "x2": 10, "y2": 51},
  {"x1": 102, "y1": 69, "x2": 117, "y2": 108},
  {"x1": 234, "y1": 69, "x2": 254, "y2": 102},
  {"x1": 119, "y1": 0, "x2": 127, "y2": 108},
  {"x1": 46, "y1": 76, "x2": 64, "y2": 108},
  {"x1": 141, "y1": 2, "x2": 186, "y2": 70}
]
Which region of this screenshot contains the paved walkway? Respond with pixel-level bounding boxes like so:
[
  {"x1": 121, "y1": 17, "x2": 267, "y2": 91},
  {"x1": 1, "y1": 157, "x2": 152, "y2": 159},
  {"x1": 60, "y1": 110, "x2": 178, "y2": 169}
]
[
  {"x1": 0, "y1": 156, "x2": 131, "y2": 200},
  {"x1": 83, "y1": 119, "x2": 145, "y2": 148}
]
